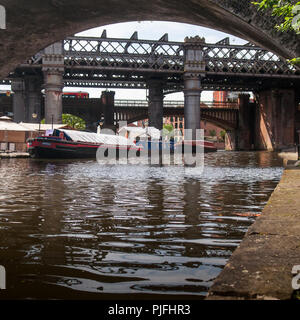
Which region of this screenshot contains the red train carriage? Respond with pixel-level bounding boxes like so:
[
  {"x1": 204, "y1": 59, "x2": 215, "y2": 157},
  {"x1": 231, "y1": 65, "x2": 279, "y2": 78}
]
[{"x1": 62, "y1": 92, "x2": 89, "y2": 99}]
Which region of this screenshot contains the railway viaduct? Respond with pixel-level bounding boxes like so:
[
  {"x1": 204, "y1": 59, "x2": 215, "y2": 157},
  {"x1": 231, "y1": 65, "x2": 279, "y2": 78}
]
[
  {"x1": 0, "y1": 0, "x2": 299, "y2": 151},
  {"x1": 0, "y1": 0, "x2": 299, "y2": 78}
]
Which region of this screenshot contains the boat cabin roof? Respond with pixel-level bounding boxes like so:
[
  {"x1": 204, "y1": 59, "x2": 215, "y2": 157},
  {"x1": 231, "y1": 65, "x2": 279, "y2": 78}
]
[
  {"x1": 54, "y1": 129, "x2": 135, "y2": 146},
  {"x1": 119, "y1": 126, "x2": 160, "y2": 140}
]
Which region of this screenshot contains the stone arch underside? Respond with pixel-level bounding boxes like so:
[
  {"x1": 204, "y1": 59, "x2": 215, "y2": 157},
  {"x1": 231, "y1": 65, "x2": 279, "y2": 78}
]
[{"x1": 0, "y1": 0, "x2": 299, "y2": 78}]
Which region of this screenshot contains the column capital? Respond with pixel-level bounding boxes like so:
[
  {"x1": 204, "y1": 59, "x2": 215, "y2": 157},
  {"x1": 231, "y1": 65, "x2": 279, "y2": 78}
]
[
  {"x1": 183, "y1": 35, "x2": 206, "y2": 78},
  {"x1": 42, "y1": 41, "x2": 64, "y2": 73},
  {"x1": 42, "y1": 59, "x2": 64, "y2": 73},
  {"x1": 183, "y1": 36, "x2": 206, "y2": 48}
]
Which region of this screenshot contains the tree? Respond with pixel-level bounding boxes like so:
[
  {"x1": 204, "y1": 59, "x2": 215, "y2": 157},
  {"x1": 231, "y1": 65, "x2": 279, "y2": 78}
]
[
  {"x1": 41, "y1": 114, "x2": 86, "y2": 130},
  {"x1": 253, "y1": 0, "x2": 300, "y2": 64},
  {"x1": 162, "y1": 123, "x2": 174, "y2": 139},
  {"x1": 62, "y1": 114, "x2": 86, "y2": 130}
]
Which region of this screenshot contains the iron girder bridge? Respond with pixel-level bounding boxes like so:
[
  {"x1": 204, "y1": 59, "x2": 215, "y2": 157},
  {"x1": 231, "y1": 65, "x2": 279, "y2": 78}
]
[
  {"x1": 8, "y1": 31, "x2": 300, "y2": 92},
  {"x1": 59, "y1": 98, "x2": 240, "y2": 130}
]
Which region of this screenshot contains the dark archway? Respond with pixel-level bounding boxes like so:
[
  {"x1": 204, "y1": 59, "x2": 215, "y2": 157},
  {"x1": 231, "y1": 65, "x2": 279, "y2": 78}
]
[{"x1": 0, "y1": 0, "x2": 299, "y2": 78}]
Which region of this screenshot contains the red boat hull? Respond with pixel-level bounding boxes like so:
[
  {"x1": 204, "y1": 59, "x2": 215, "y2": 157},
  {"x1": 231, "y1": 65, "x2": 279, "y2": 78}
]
[{"x1": 27, "y1": 137, "x2": 141, "y2": 159}]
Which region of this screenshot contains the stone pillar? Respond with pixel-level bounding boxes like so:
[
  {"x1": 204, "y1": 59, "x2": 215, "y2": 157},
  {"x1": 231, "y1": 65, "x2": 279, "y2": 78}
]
[
  {"x1": 42, "y1": 42, "x2": 64, "y2": 124},
  {"x1": 237, "y1": 94, "x2": 252, "y2": 150},
  {"x1": 43, "y1": 71, "x2": 63, "y2": 124},
  {"x1": 256, "y1": 89, "x2": 297, "y2": 151},
  {"x1": 183, "y1": 36, "x2": 206, "y2": 141},
  {"x1": 24, "y1": 75, "x2": 42, "y2": 123},
  {"x1": 183, "y1": 75, "x2": 201, "y2": 140},
  {"x1": 11, "y1": 78, "x2": 26, "y2": 122},
  {"x1": 101, "y1": 91, "x2": 116, "y2": 131},
  {"x1": 147, "y1": 79, "x2": 164, "y2": 130}
]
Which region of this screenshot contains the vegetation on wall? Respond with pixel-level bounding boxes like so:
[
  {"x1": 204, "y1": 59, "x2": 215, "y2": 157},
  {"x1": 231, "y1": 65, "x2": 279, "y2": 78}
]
[{"x1": 253, "y1": 0, "x2": 300, "y2": 64}]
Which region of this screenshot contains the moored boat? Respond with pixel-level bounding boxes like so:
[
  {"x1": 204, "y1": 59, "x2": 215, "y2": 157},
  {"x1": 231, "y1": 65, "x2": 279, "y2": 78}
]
[
  {"x1": 175, "y1": 140, "x2": 217, "y2": 153},
  {"x1": 27, "y1": 129, "x2": 142, "y2": 159}
]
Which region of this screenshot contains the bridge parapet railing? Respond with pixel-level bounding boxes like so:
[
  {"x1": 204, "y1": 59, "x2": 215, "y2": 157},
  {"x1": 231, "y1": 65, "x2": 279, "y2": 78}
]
[
  {"x1": 61, "y1": 36, "x2": 299, "y2": 76},
  {"x1": 114, "y1": 99, "x2": 239, "y2": 109}
]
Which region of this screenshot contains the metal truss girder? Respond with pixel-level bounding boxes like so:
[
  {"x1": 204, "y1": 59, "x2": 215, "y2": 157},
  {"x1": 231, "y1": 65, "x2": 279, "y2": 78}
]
[{"x1": 5, "y1": 35, "x2": 300, "y2": 92}]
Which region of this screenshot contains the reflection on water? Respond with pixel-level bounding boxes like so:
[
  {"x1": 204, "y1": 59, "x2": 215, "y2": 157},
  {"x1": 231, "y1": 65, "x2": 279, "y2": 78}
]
[{"x1": 0, "y1": 152, "x2": 283, "y2": 299}]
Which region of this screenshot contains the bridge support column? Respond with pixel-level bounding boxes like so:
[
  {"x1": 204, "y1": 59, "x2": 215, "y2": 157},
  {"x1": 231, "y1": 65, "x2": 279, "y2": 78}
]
[
  {"x1": 183, "y1": 75, "x2": 202, "y2": 141},
  {"x1": 147, "y1": 79, "x2": 164, "y2": 130},
  {"x1": 237, "y1": 94, "x2": 254, "y2": 150},
  {"x1": 43, "y1": 70, "x2": 63, "y2": 124},
  {"x1": 255, "y1": 89, "x2": 297, "y2": 151},
  {"x1": 11, "y1": 79, "x2": 26, "y2": 122},
  {"x1": 101, "y1": 91, "x2": 116, "y2": 132},
  {"x1": 183, "y1": 36, "x2": 206, "y2": 141},
  {"x1": 24, "y1": 75, "x2": 42, "y2": 123},
  {"x1": 42, "y1": 42, "x2": 64, "y2": 124}
]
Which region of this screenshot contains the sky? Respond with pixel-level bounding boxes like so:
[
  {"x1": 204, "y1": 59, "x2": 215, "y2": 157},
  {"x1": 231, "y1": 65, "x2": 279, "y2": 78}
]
[{"x1": 0, "y1": 21, "x2": 247, "y2": 101}]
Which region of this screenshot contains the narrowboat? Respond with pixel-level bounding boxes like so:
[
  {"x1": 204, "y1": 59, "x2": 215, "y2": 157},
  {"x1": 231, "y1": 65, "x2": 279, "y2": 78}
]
[
  {"x1": 118, "y1": 126, "x2": 176, "y2": 153},
  {"x1": 176, "y1": 140, "x2": 218, "y2": 153},
  {"x1": 118, "y1": 125, "x2": 217, "y2": 154},
  {"x1": 27, "y1": 129, "x2": 142, "y2": 159}
]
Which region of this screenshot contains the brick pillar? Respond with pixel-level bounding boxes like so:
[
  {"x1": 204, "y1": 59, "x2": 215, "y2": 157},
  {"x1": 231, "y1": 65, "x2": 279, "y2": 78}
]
[{"x1": 256, "y1": 89, "x2": 296, "y2": 151}]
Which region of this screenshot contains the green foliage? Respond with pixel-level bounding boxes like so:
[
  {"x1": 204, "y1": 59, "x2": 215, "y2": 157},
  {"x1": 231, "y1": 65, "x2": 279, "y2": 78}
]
[
  {"x1": 253, "y1": 0, "x2": 300, "y2": 34},
  {"x1": 162, "y1": 123, "x2": 174, "y2": 139},
  {"x1": 163, "y1": 124, "x2": 174, "y2": 132},
  {"x1": 220, "y1": 130, "x2": 226, "y2": 141},
  {"x1": 292, "y1": 290, "x2": 300, "y2": 299},
  {"x1": 209, "y1": 129, "x2": 216, "y2": 137},
  {"x1": 40, "y1": 114, "x2": 86, "y2": 130},
  {"x1": 252, "y1": 0, "x2": 300, "y2": 65},
  {"x1": 62, "y1": 114, "x2": 86, "y2": 130}
]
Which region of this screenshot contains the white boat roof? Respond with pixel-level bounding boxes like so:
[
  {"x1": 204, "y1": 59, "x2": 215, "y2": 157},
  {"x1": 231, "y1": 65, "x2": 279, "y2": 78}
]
[
  {"x1": 60, "y1": 129, "x2": 135, "y2": 146},
  {"x1": 19, "y1": 123, "x2": 69, "y2": 131},
  {"x1": 119, "y1": 126, "x2": 161, "y2": 139}
]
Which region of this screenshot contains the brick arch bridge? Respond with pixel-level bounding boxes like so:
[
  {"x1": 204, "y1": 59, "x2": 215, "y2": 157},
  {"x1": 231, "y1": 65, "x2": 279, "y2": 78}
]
[{"x1": 0, "y1": 0, "x2": 299, "y2": 78}]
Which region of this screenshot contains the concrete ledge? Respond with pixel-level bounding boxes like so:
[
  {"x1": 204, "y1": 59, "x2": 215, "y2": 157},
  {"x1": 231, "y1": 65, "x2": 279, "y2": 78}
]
[
  {"x1": 0, "y1": 152, "x2": 29, "y2": 158},
  {"x1": 206, "y1": 168, "x2": 300, "y2": 300}
]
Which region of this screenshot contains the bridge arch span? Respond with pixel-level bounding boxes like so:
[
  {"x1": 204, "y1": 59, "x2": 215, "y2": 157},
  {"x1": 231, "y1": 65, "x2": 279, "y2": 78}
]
[
  {"x1": 119, "y1": 107, "x2": 238, "y2": 131},
  {"x1": 0, "y1": 1, "x2": 299, "y2": 78}
]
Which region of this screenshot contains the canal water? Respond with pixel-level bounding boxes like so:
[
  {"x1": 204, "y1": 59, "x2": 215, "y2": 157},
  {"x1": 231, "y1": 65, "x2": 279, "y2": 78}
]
[{"x1": 0, "y1": 151, "x2": 283, "y2": 299}]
